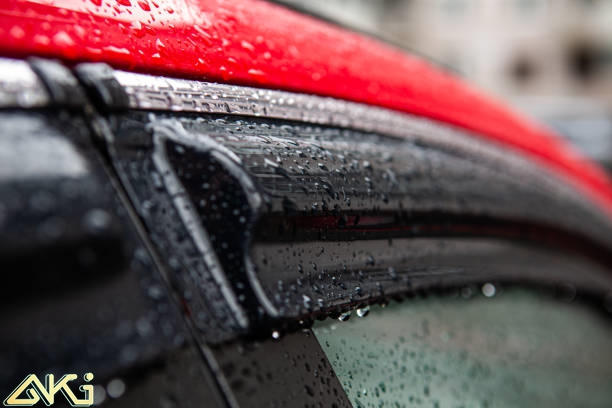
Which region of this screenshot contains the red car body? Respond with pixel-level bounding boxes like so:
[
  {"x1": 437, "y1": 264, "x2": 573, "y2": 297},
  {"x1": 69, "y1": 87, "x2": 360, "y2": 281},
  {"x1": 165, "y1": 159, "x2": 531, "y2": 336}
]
[{"x1": 1, "y1": 0, "x2": 612, "y2": 216}]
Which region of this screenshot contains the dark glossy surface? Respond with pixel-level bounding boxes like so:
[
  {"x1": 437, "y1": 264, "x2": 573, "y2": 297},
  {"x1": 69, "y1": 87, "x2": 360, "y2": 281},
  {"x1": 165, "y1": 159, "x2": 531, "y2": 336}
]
[
  {"x1": 212, "y1": 329, "x2": 352, "y2": 408},
  {"x1": 106, "y1": 111, "x2": 612, "y2": 337},
  {"x1": 0, "y1": 110, "x2": 225, "y2": 406},
  {"x1": 103, "y1": 114, "x2": 250, "y2": 344}
]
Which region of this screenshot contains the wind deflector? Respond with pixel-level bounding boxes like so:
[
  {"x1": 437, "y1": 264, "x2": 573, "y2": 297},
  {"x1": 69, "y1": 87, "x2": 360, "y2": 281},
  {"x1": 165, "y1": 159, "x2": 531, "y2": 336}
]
[{"x1": 89, "y1": 68, "x2": 612, "y2": 340}]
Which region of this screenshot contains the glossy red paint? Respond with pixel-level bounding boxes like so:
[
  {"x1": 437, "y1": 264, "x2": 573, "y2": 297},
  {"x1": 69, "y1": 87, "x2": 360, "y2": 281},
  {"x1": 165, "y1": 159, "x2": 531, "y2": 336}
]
[{"x1": 2, "y1": 0, "x2": 612, "y2": 215}]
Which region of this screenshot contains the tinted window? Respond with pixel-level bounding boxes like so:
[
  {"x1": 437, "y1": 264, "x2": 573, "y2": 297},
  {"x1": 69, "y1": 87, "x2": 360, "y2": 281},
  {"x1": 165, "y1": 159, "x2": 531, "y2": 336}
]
[{"x1": 314, "y1": 289, "x2": 612, "y2": 407}]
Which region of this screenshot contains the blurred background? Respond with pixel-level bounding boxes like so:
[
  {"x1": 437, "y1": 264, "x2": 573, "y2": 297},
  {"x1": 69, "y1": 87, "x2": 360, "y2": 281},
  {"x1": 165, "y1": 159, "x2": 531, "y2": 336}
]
[{"x1": 276, "y1": 0, "x2": 612, "y2": 170}]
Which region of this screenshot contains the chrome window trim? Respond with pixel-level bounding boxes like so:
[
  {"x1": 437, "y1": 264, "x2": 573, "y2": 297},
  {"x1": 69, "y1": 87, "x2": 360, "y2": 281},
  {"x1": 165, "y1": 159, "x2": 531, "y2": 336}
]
[{"x1": 0, "y1": 58, "x2": 50, "y2": 108}]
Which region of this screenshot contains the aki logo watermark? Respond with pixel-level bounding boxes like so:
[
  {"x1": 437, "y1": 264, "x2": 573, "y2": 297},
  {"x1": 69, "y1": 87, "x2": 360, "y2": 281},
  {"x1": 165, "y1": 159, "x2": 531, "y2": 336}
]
[{"x1": 3, "y1": 373, "x2": 94, "y2": 407}]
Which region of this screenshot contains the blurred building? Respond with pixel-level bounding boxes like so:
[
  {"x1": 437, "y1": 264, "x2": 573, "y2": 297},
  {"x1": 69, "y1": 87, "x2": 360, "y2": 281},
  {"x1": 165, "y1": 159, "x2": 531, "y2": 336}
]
[
  {"x1": 278, "y1": 0, "x2": 612, "y2": 168},
  {"x1": 278, "y1": 0, "x2": 612, "y2": 107}
]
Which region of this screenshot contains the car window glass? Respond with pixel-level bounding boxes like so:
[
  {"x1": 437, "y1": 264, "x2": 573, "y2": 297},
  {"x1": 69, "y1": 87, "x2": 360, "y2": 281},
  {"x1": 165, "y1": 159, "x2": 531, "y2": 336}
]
[{"x1": 313, "y1": 288, "x2": 612, "y2": 408}]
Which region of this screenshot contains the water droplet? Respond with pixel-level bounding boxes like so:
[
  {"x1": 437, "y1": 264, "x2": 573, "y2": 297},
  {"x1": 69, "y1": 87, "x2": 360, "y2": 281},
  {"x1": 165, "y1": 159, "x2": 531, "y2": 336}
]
[
  {"x1": 137, "y1": 0, "x2": 151, "y2": 11},
  {"x1": 84, "y1": 208, "x2": 111, "y2": 234},
  {"x1": 52, "y1": 31, "x2": 75, "y2": 48},
  {"x1": 33, "y1": 34, "x2": 50, "y2": 46},
  {"x1": 240, "y1": 40, "x2": 255, "y2": 52},
  {"x1": 302, "y1": 294, "x2": 312, "y2": 309},
  {"x1": 92, "y1": 385, "x2": 106, "y2": 405},
  {"x1": 338, "y1": 311, "x2": 351, "y2": 322},
  {"x1": 106, "y1": 378, "x2": 126, "y2": 398},
  {"x1": 356, "y1": 306, "x2": 370, "y2": 317},
  {"x1": 9, "y1": 25, "x2": 25, "y2": 40},
  {"x1": 248, "y1": 68, "x2": 266, "y2": 78},
  {"x1": 37, "y1": 216, "x2": 65, "y2": 241},
  {"x1": 119, "y1": 345, "x2": 138, "y2": 364},
  {"x1": 103, "y1": 45, "x2": 131, "y2": 56},
  {"x1": 481, "y1": 283, "x2": 496, "y2": 298}
]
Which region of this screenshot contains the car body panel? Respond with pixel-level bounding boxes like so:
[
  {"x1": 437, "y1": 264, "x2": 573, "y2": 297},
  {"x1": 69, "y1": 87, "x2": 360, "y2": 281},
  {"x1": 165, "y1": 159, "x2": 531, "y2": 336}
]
[{"x1": 1, "y1": 0, "x2": 612, "y2": 217}]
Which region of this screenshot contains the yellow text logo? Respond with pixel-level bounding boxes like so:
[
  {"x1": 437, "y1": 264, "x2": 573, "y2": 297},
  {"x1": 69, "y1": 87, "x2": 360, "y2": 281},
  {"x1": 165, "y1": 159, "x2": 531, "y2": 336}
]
[{"x1": 3, "y1": 373, "x2": 94, "y2": 407}]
